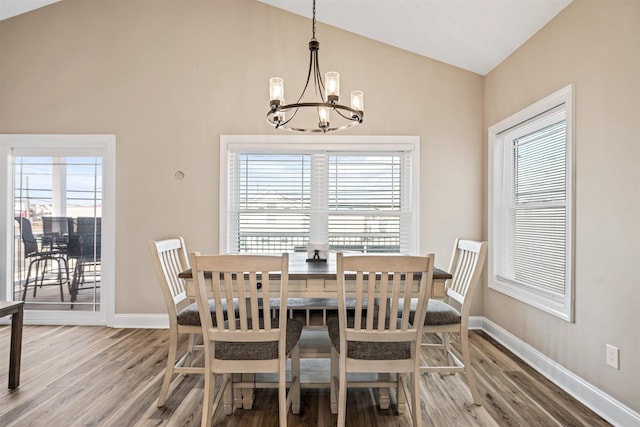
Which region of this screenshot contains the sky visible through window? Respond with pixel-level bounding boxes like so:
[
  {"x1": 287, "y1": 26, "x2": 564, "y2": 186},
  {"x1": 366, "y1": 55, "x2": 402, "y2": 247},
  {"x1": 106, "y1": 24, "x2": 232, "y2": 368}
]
[{"x1": 14, "y1": 156, "x2": 102, "y2": 218}]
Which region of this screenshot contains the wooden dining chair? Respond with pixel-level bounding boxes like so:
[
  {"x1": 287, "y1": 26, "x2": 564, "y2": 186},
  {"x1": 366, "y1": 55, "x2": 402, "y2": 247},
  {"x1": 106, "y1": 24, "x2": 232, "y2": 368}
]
[
  {"x1": 328, "y1": 252, "x2": 435, "y2": 427},
  {"x1": 190, "y1": 251, "x2": 302, "y2": 427},
  {"x1": 420, "y1": 239, "x2": 488, "y2": 405},
  {"x1": 149, "y1": 237, "x2": 213, "y2": 407}
]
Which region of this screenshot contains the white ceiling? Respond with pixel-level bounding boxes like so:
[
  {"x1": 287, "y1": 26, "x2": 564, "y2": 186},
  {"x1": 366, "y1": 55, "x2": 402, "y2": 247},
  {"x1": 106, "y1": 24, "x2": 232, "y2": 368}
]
[
  {"x1": 0, "y1": 0, "x2": 572, "y2": 76},
  {"x1": 0, "y1": 0, "x2": 60, "y2": 21},
  {"x1": 258, "y1": 0, "x2": 573, "y2": 75}
]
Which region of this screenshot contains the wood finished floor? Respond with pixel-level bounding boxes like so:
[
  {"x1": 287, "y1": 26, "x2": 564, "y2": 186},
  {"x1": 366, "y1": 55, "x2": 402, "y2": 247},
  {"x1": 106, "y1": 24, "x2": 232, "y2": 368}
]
[{"x1": 0, "y1": 325, "x2": 610, "y2": 426}]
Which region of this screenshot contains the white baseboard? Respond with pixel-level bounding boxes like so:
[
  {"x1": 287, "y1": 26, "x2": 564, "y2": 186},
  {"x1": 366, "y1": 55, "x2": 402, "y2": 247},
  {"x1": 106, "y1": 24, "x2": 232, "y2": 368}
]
[
  {"x1": 468, "y1": 315, "x2": 484, "y2": 330},
  {"x1": 110, "y1": 313, "x2": 168, "y2": 329},
  {"x1": 479, "y1": 317, "x2": 640, "y2": 427},
  {"x1": 1, "y1": 312, "x2": 169, "y2": 328}
]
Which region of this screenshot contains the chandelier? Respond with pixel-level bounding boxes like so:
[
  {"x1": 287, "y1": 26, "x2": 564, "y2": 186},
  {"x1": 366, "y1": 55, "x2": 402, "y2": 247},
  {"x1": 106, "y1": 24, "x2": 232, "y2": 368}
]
[{"x1": 267, "y1": 0, "x2": 364, "y2": 133}]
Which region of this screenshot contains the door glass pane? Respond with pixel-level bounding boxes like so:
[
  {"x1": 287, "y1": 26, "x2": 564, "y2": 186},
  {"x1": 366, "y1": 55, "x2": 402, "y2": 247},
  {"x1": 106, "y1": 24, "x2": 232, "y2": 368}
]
[{"x1": 13, "y1": 155, "x2": 102, "y2": 311}]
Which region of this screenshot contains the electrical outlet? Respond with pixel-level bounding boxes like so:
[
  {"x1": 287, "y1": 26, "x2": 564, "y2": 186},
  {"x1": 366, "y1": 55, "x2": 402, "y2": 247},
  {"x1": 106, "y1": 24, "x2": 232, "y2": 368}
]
[{"x1": 606, "y1": 344, "x2": 620, "y2": 369}]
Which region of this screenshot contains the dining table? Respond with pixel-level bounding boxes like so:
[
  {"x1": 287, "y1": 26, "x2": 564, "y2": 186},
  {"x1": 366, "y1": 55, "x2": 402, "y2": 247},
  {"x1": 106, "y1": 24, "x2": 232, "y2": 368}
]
[
  {"x1": 179, "y1": 251, "x2": 451, "y2": 300},
  {"x1": 178, "y1": 251, "x2": 452, "y2": 410},
  {"x1": 0, "y1": 301, "x2": 24, "y2": 389}
]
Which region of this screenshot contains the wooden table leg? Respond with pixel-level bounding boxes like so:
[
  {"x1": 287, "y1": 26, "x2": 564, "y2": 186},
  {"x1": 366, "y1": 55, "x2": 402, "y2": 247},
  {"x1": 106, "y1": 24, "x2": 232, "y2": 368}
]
[
  {"x1": 378, "y1": 373, "x2": 390, "y2": 409},
  {"x1": 9, "y1": 304, "x2": 24, "y2": 389},
  {"x1": 241, "y1": 373, "x2": 254, "y2": 409}
]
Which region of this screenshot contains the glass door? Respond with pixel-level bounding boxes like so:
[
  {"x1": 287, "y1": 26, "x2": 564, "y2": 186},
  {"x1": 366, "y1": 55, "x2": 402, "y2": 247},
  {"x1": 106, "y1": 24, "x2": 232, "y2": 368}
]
[
  {"x1": 13, "y1": 156, "x2": 102, "y2": 312},
  {"x1": 1, "y1": 134, "x2": 115, "y2": 325}
]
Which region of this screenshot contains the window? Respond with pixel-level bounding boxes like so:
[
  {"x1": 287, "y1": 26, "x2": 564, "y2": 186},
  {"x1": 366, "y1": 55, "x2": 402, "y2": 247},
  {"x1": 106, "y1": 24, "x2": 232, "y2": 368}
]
[
  {"x1": 488, "y1": 85, "x2": 574, "y2": 321},
  {"x1": 221, "y1": 135, "x2": 419, "y2": 255}
]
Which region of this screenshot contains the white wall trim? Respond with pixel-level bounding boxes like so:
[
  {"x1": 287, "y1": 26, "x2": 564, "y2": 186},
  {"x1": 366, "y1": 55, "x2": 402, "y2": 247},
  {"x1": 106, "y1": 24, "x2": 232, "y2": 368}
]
[
  {"x1": 110, "y1": 313, "x2": 168, "y2": 329},
  {"x1": 468, "y1": 315, "x2": 484, "y2": 330},
  {"x1": 480, "y1": 317, "x2": 640, "y2": 427},
  {"x1": 487, "y1": 84, "x2": 575, "y2": 322},
  {"x1": 219, "y1": 134, "x2": 421, "y2": 255},
  {"x1": 0, "y1": 316, "x2": 106, "y2": 326},
  {"x1": 2, "y1": 313, "x2": 169, "y2": 328}
]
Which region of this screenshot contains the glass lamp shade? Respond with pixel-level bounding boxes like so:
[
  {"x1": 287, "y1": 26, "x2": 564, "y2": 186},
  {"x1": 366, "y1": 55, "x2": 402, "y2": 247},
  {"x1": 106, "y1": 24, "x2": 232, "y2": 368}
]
[
  {"x1": 350, "y1": 91, "x2": 364, "y2": 112},
  {"x1": 318, "y1": 106, "x2": 330, "y2": 127},
  {"x1": 325, "y1": 72, "x2": 339, "y2": 102},
  {"x1": 269, "y1": 77, "x2": 285, "y2": 105}
]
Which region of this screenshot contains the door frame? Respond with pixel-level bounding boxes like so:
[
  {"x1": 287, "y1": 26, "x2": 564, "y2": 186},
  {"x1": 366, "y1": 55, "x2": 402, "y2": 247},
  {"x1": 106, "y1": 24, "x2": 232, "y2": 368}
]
[{"x1": 0, "y1": 134, "x2": 115, "y2": 325}]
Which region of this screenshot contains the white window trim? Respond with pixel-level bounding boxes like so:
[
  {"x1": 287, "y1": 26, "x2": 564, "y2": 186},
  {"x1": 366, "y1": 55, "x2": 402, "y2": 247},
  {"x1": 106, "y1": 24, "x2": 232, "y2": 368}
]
[
  {"x1": 220, "y1": 135, "x2": 420, "y2": 255},
  {"x1": 0, "y1": 134, "x2": 116, "y2": 326},
  {"x1": 487, "y1": 84, "x2": 575, "y2": 322}
]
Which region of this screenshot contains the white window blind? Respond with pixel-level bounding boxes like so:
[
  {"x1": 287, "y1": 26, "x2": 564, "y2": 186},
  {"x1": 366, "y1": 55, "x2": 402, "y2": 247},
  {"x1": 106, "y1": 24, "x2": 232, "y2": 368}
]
[
  {"x1": 222, "y1": 136, "x2": 419, "y2": 255},
  {"x1": 488, "y1": 85, "x2": 574, "y2": 321},
  {"x1": 328, "y1": 153, "x2": 408, "y2": 253},
  {"x1": 233, "y1": 152, "x2": 311, "y2": 253},
  {"x1": 498, "y1": 116, "x2": 566, "y2": 294}
]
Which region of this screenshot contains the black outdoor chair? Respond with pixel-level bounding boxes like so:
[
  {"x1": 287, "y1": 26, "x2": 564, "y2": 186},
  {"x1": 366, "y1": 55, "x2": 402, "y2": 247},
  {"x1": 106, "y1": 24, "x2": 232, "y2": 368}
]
[
  {"x1": 42, "y1": 216, "x2": 73, "y2": 253},
  {"x1": 15, "y1": 217, "x2": 69, "y2": 302},
  {"x1": 67, "y1": 217, "x2": 101, "y2": 304}
]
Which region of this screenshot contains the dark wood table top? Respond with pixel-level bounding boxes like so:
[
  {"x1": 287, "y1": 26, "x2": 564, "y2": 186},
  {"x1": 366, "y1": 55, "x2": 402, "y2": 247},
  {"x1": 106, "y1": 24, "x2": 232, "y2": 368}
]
[
  {"x1": 179, "y1": 252, "x2": 451, "y2": 281},
  {"x1": 0, "y1": 301, "x2": 24, "y2": 317}
]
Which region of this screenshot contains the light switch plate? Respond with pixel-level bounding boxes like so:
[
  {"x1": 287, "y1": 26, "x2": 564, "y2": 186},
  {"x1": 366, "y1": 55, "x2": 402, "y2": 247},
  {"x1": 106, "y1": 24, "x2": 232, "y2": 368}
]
[{"x1": 606, "y1": 344, "x2": 620, "y2": 369}]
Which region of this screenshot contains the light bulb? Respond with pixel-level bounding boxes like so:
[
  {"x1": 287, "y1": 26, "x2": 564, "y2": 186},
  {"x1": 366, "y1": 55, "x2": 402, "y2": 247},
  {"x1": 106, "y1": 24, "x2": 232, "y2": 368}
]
[
  {"x1": 319, "y1": 107, "x2": 330, "y2": 128},
  {"x1": 351, "y1": 91, "x2": 364, "y2": 112},
  {"x1": 269, "y1": 77, "x2": 284, "y2": 106},
  {"x1": 325, "y1": 72, "x2": 339, "y2": 102}
]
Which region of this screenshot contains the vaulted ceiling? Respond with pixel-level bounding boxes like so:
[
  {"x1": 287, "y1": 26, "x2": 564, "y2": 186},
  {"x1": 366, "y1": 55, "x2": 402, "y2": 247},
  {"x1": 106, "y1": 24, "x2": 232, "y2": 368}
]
[
  {"x1": 257, "y1": 0, "x2": 572, "y2": 75},
  {"x1": 1, "y1": 0, "x2": 573, "y2": 76}
]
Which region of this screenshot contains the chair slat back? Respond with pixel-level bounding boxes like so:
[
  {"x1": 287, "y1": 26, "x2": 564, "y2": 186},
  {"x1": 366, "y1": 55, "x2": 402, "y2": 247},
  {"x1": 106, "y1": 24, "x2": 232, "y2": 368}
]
[
  {"x1": 446, "y1": 239, "x2": 488, "y2": 310},
  {"x1": 190, "y1": 253, "x2": 288, "y2": 348},
  {"x1": 150, "y1": 238, "x2": 190, "y2": 315},
  {"x1": 338, "y1": 253, "x2": 434, "y2": 343}
]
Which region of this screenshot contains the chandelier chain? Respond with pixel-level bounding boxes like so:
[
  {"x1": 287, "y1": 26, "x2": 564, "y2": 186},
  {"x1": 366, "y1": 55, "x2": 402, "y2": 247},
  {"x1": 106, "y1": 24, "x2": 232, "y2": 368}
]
[{"x1": 312, "y1": 0, "x2": 316, "y2": 40}]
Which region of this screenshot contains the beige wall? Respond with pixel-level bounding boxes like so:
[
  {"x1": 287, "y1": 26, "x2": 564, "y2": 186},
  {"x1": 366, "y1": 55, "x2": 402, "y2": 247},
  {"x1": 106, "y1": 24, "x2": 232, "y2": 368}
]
[
  {"x1": 484, "y1": 0, "x2": 639, "y2": 413},
  {"x1": 0, "y1": 1, "x2": 484, "y2": 313},
  {"x1": 2, "y1": 0, "x2": 638, "y2": 417}
]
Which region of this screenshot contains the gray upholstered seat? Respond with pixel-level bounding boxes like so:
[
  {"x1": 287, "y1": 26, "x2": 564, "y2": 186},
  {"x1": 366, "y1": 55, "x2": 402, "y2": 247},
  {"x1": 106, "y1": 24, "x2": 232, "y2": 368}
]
[
  {"x1": 326, "y1": 317, "x2": 411, "y2": 360},
  {"x1": 177, "y1": 299, "x2": 239, "y2": 327},
  {"x1": 284, "y1": 297, "x2": 339, "y2": 308},
  {"x1": 404, "y1": 298, "x2": 462, "y2": 326},
  {"x1": 177, "y1": 300, "x2": 215, "y2": 326},
  {"x1": 424, "y1": 299, "x2": 461, "y2": 325},
  {"x1": 214, "y1": 318, "x2": 303, "y2": 360},
  {"x1": 272, "y1": 297, "x2": 358, "y2": 310}
]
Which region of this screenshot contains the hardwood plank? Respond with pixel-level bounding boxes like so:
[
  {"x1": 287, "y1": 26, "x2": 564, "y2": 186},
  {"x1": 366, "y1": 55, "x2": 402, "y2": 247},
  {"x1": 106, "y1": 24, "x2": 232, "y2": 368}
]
[{"x1": 0, "y1": 326, "x2": 611, "y2": 427}]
